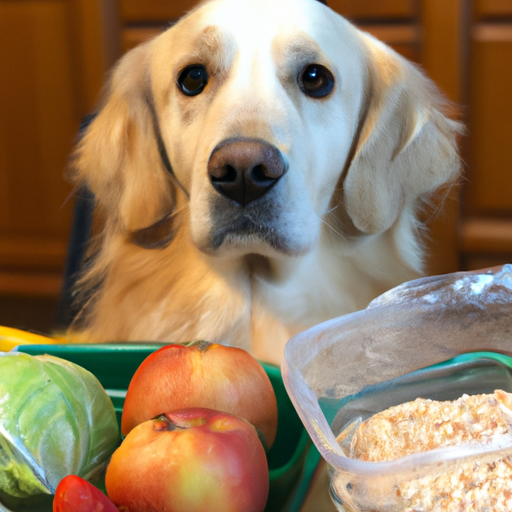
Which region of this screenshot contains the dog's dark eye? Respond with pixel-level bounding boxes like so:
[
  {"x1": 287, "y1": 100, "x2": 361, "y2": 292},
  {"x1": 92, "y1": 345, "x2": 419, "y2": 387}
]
[
  {"x1": 177, "y1": 65, "x2": 208, "y2": 96},
  {"x1": 298, "y1": 64, "x2": 335, "y2": 98}
]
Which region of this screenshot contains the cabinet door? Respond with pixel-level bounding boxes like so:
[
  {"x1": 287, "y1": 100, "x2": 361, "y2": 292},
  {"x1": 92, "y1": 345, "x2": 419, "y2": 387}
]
[
  {"x1": 0, "y1": 0, "x2": 119, "y2": 297},
  {"x1": 418, "y1": 0, "x2": 468, "y2": 276},
  {"x1": 460, "y1": 0, "x2": 512, "y2": 270}
]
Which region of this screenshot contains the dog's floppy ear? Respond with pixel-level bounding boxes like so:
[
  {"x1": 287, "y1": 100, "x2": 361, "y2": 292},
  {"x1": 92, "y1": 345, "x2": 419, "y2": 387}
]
[
  {"x1": 342, "y1": 34, "x2": 463, "y2": 235},
  {"x1": 72, "y1": 42, "x2": 176, "y2": 243}
]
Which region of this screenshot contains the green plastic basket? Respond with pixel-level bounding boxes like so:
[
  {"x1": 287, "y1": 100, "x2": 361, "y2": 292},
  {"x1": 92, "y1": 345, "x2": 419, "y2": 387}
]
[{"x1": 15, "y1": 344, "x2": 320, "y2": 512}]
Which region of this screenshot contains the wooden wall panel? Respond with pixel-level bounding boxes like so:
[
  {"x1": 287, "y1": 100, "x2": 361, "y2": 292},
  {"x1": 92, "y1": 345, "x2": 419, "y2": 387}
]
[
  {"x1": 121, "y1": 23, "x2": 419, "y2": 61},
  {"x1": 122, "y1": 27, "x2": 164, "y2": 53},
  {"x1": 119, "y1": 0, "x2": 416, "y2": 24},
  {"x1": 68, "y1": 0, "x2": 121, "y2": 113},
  {"x1": 0, "y1": 0, "x2": 119, "y2": 296},
  {"x1": 461, "y1": 219, "x2": 512, "y2": 253},
  {"x1": 475, "y1": 0, "x2": 512, "y2": 19},
  {"x1": 420, "y1": 0, "x2": 467, "y2": 106},
  {"x1": 360, "y1": 24, "x2": 419, "y2": 61},
  {"x1": 119, "y1": 0, "x2": 197, "y2": 23},
  {"x1": 0, "y1": 1, "x2": 77, "y2": 250},
  {"x1": 328, "y1": 0, "x2": 415, "y2": 20},
  {"x1": 464, "y1": 25, "x2": 512, "y2": 214},
  {"x1": 458, "y1": 3, "x2": 512, "y2": 271},
  {"x1": 461, "y1": 218, "x2": 512, "y2": 270},
  {"x1": 119, "y1": 5, "x2": 419, "y2": 62},
  {"x1": 417, "y1": 0, "x2": 468, "y2": 276},
  {"x1": 117, "y1": 0, "x2": 419, "y2": 61}
]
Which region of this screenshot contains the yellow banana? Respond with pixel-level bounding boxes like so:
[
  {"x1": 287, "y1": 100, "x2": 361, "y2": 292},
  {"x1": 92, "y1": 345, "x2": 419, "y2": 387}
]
[{"x1": 0, "y1": 326, "x2": 62, "y2": 352}]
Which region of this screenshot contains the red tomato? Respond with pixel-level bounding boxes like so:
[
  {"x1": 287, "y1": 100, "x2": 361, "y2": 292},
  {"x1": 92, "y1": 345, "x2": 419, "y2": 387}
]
[{"x1": 53, "y1": 475, "x2": 118, "y2": 512}]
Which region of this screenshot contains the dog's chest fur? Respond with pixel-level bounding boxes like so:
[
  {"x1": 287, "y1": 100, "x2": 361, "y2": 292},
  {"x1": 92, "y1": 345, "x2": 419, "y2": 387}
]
[{"x1": 81, "y1": 212, "x2": 420, "y2": 364}]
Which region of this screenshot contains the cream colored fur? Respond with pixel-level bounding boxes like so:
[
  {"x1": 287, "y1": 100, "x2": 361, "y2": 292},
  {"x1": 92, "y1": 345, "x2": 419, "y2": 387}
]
[{"x1": 70, "y1": 0, "x2": 462, "y2": 364}]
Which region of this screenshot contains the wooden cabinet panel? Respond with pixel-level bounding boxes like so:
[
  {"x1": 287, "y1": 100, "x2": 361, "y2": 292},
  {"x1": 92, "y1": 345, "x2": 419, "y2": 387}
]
[
  {"x1": 461, "y1": 218, "x2": 512, "y2": 253},
  {"x1": 0, "y1": 270, "x2": 63, "y2": 297},
  {"x1": 122, "y1": 27, "x2": 165, "y2": 53},
  {"x1": 459, "y1": 13, "x2": 512, "y2": 271},
  {"x1": 0, "y1": 0, "x2": 118, "y2": 296},
  {"x1": 417, "y1": 0, "x2": 467, "y2": 276},
  {"x1": 118, "y1": 1, "x2": 419, "y2": 60},
  {"x1": 121, "y1": 23, "x2": 419, "y2": 60},
  {"x1": 359, "y1": 24, "x2": 419, "y2": 61},
  {"x1": 475, "y1": 0, "x2": 512, "y2": 19},
  {"x1": 0, "y1": 1, "x2": 77, "y2": 261},
  {"x1": 119, "y1": 0, "x2": 415, "y2": 24},
  {"x1": 420, "y1": 0, "x2": 467, "y2": 105},
  {"x1": 465, "y1": 25, "x2": 512, "y2": 214},
  {"x1": 0, "y1": 235, "x2": 68, "y2": 271},
  {"x1": 119, "y1": 0, "x2": 197, "y2": 22},
  {"x1": 463, "y1": 253, "x2": 512, "y2": 271},
  {"x1": 461, "y1": 218, "x2": 512, "y2": 271},
  {"x1": 329, "y1": 0, "x2": 415, "y2": 20}
]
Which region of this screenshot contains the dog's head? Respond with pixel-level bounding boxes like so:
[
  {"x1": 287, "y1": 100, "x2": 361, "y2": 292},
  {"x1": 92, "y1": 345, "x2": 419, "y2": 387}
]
[{"x1": 73, "y1": 0, "x2": 462, "y2": 261}]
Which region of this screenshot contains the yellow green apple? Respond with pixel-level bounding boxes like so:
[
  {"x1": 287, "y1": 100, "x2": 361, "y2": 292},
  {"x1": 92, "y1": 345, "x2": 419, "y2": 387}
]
[{"x1": 106, "y1": 408, "x2": 269, "y2": 512}]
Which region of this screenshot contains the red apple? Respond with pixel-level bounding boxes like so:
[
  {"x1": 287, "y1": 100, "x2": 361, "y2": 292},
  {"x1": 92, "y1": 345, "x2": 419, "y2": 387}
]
[
  {"x1": 106, "y1": 408, "x2": 269, "y2": 512},
  {"x1": 121, "y1": 341, "x2": 278, "y2": 448}
]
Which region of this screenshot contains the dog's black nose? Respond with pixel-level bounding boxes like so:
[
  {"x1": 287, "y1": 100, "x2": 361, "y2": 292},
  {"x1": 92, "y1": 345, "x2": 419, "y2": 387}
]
[{"x1": 208, "y1": 140, "x2": 287, "y2": 206}]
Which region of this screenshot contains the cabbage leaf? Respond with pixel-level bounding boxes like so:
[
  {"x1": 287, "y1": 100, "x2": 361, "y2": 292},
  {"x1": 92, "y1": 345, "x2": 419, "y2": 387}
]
[{"x1": 0, "y1": 352, "x2": 120, "y2": 500}]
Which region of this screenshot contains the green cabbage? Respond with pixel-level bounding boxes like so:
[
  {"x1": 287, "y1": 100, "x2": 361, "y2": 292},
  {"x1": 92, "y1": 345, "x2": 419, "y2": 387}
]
[{"x1": 0, "y1": 352, "x2": 120, "y2": 501}]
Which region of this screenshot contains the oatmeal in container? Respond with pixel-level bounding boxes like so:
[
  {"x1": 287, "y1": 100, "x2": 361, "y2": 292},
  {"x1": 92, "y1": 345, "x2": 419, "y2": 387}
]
[{"x1": 283, "y1": 264, "x2": 512, "y2": 511}]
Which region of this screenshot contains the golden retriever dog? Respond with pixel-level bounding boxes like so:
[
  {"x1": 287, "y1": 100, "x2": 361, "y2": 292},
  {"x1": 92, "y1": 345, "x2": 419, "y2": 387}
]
[{"x1": 69, "y1": 0, "x2": 462, "y2": 364}]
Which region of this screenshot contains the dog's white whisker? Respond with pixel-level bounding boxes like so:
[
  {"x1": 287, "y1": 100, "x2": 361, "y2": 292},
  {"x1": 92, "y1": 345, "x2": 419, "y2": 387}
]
[{"x1": 318, "y1": 215, "x2": 346, "y2": 241}]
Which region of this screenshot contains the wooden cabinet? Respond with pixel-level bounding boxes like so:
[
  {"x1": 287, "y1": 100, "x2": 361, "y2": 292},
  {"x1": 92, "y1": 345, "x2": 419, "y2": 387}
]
[
  {"x1": 460, "y1": 0, "x2": 512, "y2": 270},
  {"x1": 0, "y1": 0, "x2": 119, "y2": 301},
  {"x1": 1, "y1": 0, "x2": 511, "y2": 322},
  {"x1": 118, "y1": 0, "x2": 420, "y2": 58}
]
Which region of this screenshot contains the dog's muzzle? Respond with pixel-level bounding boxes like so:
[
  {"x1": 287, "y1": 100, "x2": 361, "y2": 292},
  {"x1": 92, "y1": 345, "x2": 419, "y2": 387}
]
[{"x1": 208, "y1": 139, "x2": 287, "y2": 207}]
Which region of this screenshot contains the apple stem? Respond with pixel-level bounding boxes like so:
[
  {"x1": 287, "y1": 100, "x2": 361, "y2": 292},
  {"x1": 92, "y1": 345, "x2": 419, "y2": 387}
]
[
  {"x1": 184, "y1": 340, "x2": 212, "y2": 351},
  {"x1": 152, "y1": 415, "x2": 183, "y2": 432}
]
